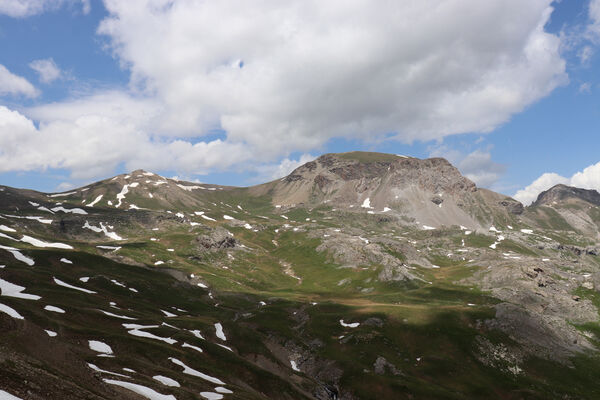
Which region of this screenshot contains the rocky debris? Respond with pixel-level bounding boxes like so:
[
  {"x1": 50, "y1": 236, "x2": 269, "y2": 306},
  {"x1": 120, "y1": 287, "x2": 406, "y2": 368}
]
[
  {"x1": 498, "y1": 198, "x2": 524, "y2": 215},
  {"x1": 430, "y1": 196, "x2": 443, "y2": 206},
  {"x1": 194, "y1": 226, "x2": 238, "y2": 251},
  {"x1": 373, "y1": 356, "x2": 402, "y2": 376},
  {"x1": 475, "y1": 336, "x2": 524, "y2": 375},
  {"x1": 485, "y1": 302, "x2": 595, "y2": 362},
  {"x1": 311, "y1": 230, "x2": 418, "y2": 281},
  {"x1": 533, "y1": 184, "x2": 600, "y2": 207},
  {"x1": 556, "y1": 244, "x2": 599, "y2": 256}
]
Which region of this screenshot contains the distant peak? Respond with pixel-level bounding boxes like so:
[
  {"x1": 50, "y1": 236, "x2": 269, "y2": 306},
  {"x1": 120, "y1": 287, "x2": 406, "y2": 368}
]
[{"x1": 532, "y1": 184, "x2": 600, "y2": 207}]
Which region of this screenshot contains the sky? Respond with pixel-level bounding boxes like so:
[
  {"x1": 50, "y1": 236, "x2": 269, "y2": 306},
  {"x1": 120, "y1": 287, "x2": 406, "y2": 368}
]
[{"x1": 0, "y1": 0, "x2": 599, "y2": 205}]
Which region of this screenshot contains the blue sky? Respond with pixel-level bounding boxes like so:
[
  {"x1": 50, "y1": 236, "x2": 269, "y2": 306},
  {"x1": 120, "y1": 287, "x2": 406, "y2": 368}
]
[{"x1": 0, "y1": 0, "x2": 599, "y2": 205}]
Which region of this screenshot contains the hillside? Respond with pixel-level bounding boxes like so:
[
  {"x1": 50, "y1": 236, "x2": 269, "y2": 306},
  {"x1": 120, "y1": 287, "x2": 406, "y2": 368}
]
[{"x1": 1, "y1": 152, "x2": 600, "y2": 400}]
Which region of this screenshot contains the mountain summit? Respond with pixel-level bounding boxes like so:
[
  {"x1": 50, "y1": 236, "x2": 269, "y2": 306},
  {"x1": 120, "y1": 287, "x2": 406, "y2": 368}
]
[
  {"x1": 257, "y1": 151, "x2": 523, "y2": 230},
  {"x1": 533, "y1": 184, "x2": 600, "y2": 207}
]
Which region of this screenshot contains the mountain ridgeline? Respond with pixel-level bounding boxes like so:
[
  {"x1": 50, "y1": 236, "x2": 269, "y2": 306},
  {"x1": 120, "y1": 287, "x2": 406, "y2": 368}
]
[{"x1": 1, "y1": 151, "x2": 600, "y2": 400}]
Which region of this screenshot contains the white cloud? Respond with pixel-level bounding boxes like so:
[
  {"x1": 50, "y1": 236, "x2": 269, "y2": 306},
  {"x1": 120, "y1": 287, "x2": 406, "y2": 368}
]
[
  {"x1": 588, "y1": 0, "x2": 600, "y2": 40},
  {"x1": 514, "y1": 162, "x2": 600, "y2": 205},
  {"x1": 253, "y1": 154, "x2": 316, "y2": 182},
  {"x1": 96, "y1": 0, "x2": 566, "y2": 153},
  {"x1": 0, "y1": 1, "x2": 570, "y2": 181},
  {"x1": 0, "y1": 64, "x2": 38, "y2": 98},
  {"x1": 429, "y1": 146, "x2": 505, "y2": 188},
  {"x1": 0, "y1": 103, "x2": 248, "y2": 179},
  {"x1": 514, "y1": 173, "x2": 569, "y2": 205},
  {"x1": 29, "y1": 58, "x2": 62, "y2": 83},
  {"x1": 0, "y1": 0, "x2": 89, "y2": 17},
  {"x1": 579, "y1": 82, "x2": 592, "y2": 93}
]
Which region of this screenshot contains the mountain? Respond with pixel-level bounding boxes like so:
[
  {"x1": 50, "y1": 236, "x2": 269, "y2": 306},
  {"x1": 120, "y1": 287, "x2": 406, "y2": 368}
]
[
  {"x1": 253, "y1": 152, "x2": 523, "y2": 229},
  {"x1": 0, "y1": 152, "x2": 599, "y2": 400},
  {"x1": 527, "y1": 184, "x2": 600, "y2": 238},
  {"x1": 533, "y1": 184, "x2": 600, "y2": 207}
]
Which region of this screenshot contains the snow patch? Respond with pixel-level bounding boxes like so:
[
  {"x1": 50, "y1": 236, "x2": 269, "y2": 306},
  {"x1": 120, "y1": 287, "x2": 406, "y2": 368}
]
[
  {"x1": 54, "y1": 277, "x2": 97, "y2": 294},
  {"x1": 21, "y1": 235, "x2": 72, "y2": 249},
  {"x1": 340, "y1": 319, "x2": 360, "y2": 328},
  {"x1": 44, "y1": 305, "x2": 65, "y2": 313},
  {"x1": 169, "y1": 358, "x2": 226, "y2": 385},
  {"x1": 89, "y1": 340, "x2": 113, "y2": 355},
  {"x1": 0, "y1": 303, "x2": 24, "y2": 319},
  {"x1": 214, "y1": 323, "x2": 227, "y2": 341},
  {"x1": 102, "y1": 379, "x2": 176, "y2": 400},
  {"x1": 153, "y1": 375, "x2": 180, "y2": 387},
  {"x1": 0, "y1": 278, "x2": 40, "y2": 300}
]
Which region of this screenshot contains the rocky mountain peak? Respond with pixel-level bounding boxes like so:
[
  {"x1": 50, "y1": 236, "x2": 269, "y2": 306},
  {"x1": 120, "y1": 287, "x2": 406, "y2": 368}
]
[
  {"x1": 285, "y1": 151, "x2": 476, "y2": 195},
  {"x1": 532, "y1": 184, "x2": 600, "y2": 207}
]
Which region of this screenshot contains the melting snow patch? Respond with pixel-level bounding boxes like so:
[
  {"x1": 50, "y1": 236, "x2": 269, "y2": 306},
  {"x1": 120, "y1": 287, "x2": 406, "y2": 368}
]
[
  {"x1": 89, "y1": 340, "x2": 113, "y2": 355},
  {"x1": 169, "y1": 358, "x2": 226, "y2": 385},
  {"x1": 0, "y1": 389, "x2": 24, "y2": 399},
  {"x1": 87, "y1": 195, "x2": 103, "y2": 207},
  {"x1": 51, "y1": 206, "x2": 87, "y2": 215},
  {"x1": 177, "y1": 184, "x2": 205, "y2": 191},
  {"x1": 153, "y1": 375, "x2": 180, "y2": 387},
  {"x1": 290, "y1": 360, "x2": 300, "y2": 371},
  {"x1": 216, "y1": 343, "x2": 233, "y2": 352},
  {"x1": 215, "y1": 387, "x2": 233, "y2": 394},
  {"x1": 0, "y1": 225, "x2": 16, "y2": 232},
  {"x1": 88, "y1": 364, "x2": 129, "y2": 378},
  {"x1": 340, "y1": 319, "x2": 360, "y2": 328},
  {"x1": 0, "y1": 278, "x2": 41, "y2": 300},
  {"x1": 154, "y1": 261, "x2": 165, "y2": 266},
  {"x1": 0, "y1": 245, "x2": 34, "y2": 265},
  {"x1": 214, "y1": 323, "x2": 226, "y2": 341},
  {"x1": 96, "y1": 245, "x2": 121, "y2": 251},
  {"x1": 489, "y1": 226, "x2": 501, "y2": 233},
  {"x1": 361, "y1": 198, "x2": 372, "y2": 208},
  {"x1": 0, "y1": 303, "x2": 24, "y2": 319},
  {"x1": 182, "y1": 342, "x2": 203, "y2": 353},
  {"x1": 521, "y1": 229, "x2": 534, "y2": 234},
  {"x1": 102, "y1": 379, "x2": 176, "y2": 400},
  {"x1": 223, "y1": 215, "x2": 234, "y2": 220},
  {"x1": 200, "y1": 393, "x2": 223, "y2": 400},
  {"x1": 45, "y1": 330, "x2": 57, "y2": 337},
  {"x1": 382, "y1": 207, "x2": 391, "y2": 212},
  {"x1": 48, "y1": 191, "x2": 76, "y2": 198},
  {"x1": 126, "y1": 327, "x2": 176, "y2": 344},
  {"x1": 100, "y1": 310, "x2": 136, "y2": 320},
  {"x1": 21, "y1": 235, "x2": 72, "y2": 249},
  {"x1": 54, "y1": 277, "x2": 97, "y2": 294},
  {"x1": 83, "y1": 221, "x2": 124, "y2": 240},
  {"x1": 160, "y1": 309, "x2": 176, "y2": 318},
  {"x1": 189, "y1": 330, "x2": 205, "y2": 339},
  {"x1": 79, "y1": 277, "x2": 90, "y2": 283},
  {"x1": 422, "y1": 225, "x2": 435, "y2": 230},
  {"x1": 44, "y1": 305, "x2": 65, "y2": 313}
]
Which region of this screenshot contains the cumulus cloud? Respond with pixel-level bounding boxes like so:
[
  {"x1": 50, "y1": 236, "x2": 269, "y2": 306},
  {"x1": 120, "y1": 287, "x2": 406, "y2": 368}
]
[
  {"x1": 0, "y1": 64, "x2": 38, "y2": 98},
  {"x1": 96, "y1": 0, "x2": 566, "y2": 151},
  {"x1": 514, "y1": 173, "x2": 569, "y2": 205},
  {"x1": 29, "y1": 59, "x2": 62, "y2": 83},
  {"x1": 429, "y1": 146, "x2": 505, "y2": 188},
  {"x1": 253, "y1": 154, "x2": 316, "y2": 182},
  {"x1": 514, "y1": 162, "x2": 600, "y2": 205},
  {"x1": 588, "y1": 0, "x2": 600, "y2": 40},
  {"x1": 0, "y1": 104, "x2": 248, "y2": 179},
  {"x1": 0, "y1": 1, "x2": 570, "y2": 181},
  {"x1": 0, "y1": 0, "x2": 90, "y2": 17}
]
